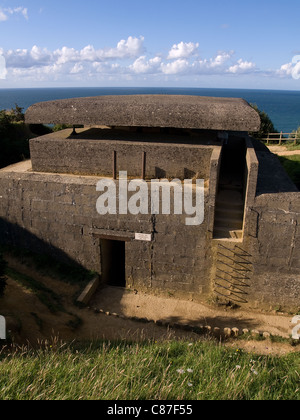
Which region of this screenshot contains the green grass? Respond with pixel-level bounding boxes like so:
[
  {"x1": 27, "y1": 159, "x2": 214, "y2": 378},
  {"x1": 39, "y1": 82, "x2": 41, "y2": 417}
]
[
  {"x1": 278, "y1": 155, "x2": 300, "y2": 189},
  {"x1": 285, "y1": 143, "x2": 300, "y2": 151},
  {"x1": 0, "y1": 339, "x2": 299, "y2": 400}
]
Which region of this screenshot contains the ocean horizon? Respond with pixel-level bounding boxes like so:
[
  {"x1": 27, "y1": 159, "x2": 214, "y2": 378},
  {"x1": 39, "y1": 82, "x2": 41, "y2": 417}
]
[{"x1": 1, "y1": 86, "x2": 300, "y2": 133}]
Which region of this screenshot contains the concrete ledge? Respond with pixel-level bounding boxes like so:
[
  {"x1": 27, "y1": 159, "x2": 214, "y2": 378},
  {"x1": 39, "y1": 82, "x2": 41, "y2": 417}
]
[
  {"x1": 25, "y1": 95, "x2": 261, "y2": 132},
  {"x1": 29, "y1": 130, "x2": 213, "y2": 179},
  {"x1": 77, "y1": 276, "x2": 100, "y2": 305},
  {"x1": 245, "y1": 137, "x2": 259, "y2": 207},
  {"x1": 207, "y1": 146, "x2": 222, "y2": 236},
  {"x1": 243, "y1": 137, "x2": 259, "y2": 236}
]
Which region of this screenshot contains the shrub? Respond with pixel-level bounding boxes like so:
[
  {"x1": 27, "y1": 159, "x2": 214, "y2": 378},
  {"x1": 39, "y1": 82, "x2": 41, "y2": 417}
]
[
  {"x1": 250, "y1": 104, "x2": 278, "y2": 139},
  {"x1": 291, "y1": 127, "x2": 300, "y2": 145},
  {"x1": 0, "y1": 105, "x2": 30, "y2": 168}
]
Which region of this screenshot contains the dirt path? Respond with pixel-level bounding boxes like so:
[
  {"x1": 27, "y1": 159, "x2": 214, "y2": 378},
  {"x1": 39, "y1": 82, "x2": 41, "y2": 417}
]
[
  {"x1": 90, "y1": 286, "x2": 295, "y2": 339},
  {"x1": 1, "y1": 255, "x2": 299, "y2": 355},
  {"x1": 268, "y1": 145, "x2": 300, "y2": 156}
]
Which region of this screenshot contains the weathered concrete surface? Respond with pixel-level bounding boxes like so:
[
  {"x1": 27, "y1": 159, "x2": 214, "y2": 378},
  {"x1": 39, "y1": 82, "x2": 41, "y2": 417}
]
[
  {"x1": 0, "y1": 147, "x2": 299, "y2": 310},
  {"x1": 30, "y1": 128, "x2": 215, "y2": 178},
  {"x1": 244, "y1": 191, "x2": 300, "y2": 310},
  {"x1": 25, "y1": 95, "x2": 261, "y2": 132},
  {"x1": 0, "y1": 161, "x2": 213, "y2": 302}
]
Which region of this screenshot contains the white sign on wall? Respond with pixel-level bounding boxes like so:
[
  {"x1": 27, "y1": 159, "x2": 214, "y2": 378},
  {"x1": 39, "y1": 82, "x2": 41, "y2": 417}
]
[
  {"x1": 135, "y1": 233, "x2": 152, "y2": 242},
  {"x1": 0, "y1": 316, "x2": 6, "y2": 340}
]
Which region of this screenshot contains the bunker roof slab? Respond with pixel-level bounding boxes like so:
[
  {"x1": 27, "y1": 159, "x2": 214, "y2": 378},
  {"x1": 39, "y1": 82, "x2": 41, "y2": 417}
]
[{"x1": 25, "y1": 95, "x2": 261, "y2": 132}]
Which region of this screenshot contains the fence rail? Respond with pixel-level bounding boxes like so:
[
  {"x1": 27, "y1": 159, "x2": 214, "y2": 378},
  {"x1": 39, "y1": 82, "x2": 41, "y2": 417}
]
[{"x1": 261, "y1": 132, "x2": 299, "y2": 145}]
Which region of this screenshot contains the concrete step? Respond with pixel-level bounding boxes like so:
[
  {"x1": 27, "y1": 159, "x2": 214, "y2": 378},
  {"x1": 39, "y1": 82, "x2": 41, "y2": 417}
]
[
  {"x1": 215, "y1": 202, "x2": 244, "y2": 213},
  {"x1": 215, "y1": 190, "x2": 244, "y2": 209},
  {"x1": 213, "y1": 227, "x2": 243, "y2": 240},
  {"x1": 219, "y1": 184, "x2": 243, "y2": 193},
  {"x1": 214, "y1": 216, "x2": 243, "y2": 230},
  {"x1": 215, "y1": 208, "x2": 244, "y2": 220}
]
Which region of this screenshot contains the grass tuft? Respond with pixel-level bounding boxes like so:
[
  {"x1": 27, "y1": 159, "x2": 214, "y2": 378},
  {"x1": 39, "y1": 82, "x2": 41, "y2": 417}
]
[{"x1": 0, "y1": 339, "x2": 299, "y2": 400}]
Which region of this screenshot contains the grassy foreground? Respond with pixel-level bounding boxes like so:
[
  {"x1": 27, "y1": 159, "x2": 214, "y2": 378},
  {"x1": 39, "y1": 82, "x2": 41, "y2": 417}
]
[{"x1": 0, "y1": 339, "x2": 299, "y2": 400}]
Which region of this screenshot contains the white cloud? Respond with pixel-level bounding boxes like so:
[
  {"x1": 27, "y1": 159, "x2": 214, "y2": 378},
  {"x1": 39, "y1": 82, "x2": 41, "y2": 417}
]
[
  {"x1": 161, "y1": 59, "x2": 190, "y2": 74},
  {"x1": 4, "y1": 36, "x2": 145, "y2": 70},
  {"x1": 228, "y1": 58, "x2": 256, "y2": 74},
  {"x1": 2, "y1": 37, "x2": 261, "y2": 85},
  {"x1": 5, "y1": 45, "x2": 52, "y2": 68},
  {"x1": 54, "y1": 46, "x2": 78, "y2": 65},
  {"x1": 11, "y1": 6, "x2": 28, "y2": 20},
  {"x1": 70, "y1": 63, "x2": 84, "y2": 74},
  {"x1": 103, "y1": 36, "x2": 145, "y2": 59},
  {"x1": 167, "y1": 42, "x2": 199, "y2": 60},
  {"x1": 0, "y1": 6, "x2": 28, "y2": 21},
  {"x1": 0, "y1": 10, "x2": 7, "y2": 21},
  {"x1": 210, "y1": 52, "x2": 233, "y2": 68},
  {"x1": 130, "y1": 56, "x2": 162, "y2": 74},
  {"x1": 53, "y1": 36, "x2": 145, "y2": 65},
  {"x1": 159, "y1": 51, "x2": 234, "y2": 76},
  {"x1": 277, "y1": 57, "x2": 300, "y2": 79},
  {"x1": 0, "y1": 54, "x2": 7, "y2": 79}
]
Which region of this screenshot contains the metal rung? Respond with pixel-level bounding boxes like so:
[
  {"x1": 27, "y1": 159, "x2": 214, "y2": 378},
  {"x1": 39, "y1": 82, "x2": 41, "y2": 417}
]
[
  {"x1": 216, "y1": 259, "x2": 251, "y2": 275},
  {"x1": 217, "y1": 251, "x2": 252, "y2": 267},
  {"x1": 214, "y1": 287, "x2": 248, "y2": 304},
  {"x1": 215, "y1": 275, "x2": 250, "y2": 289},
  {"x1": 217, "y1": 268, "x2": 251, "y2": 283}
]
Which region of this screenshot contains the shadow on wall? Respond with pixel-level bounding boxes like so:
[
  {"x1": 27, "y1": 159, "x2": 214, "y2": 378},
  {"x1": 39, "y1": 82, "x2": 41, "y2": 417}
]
[
  {"x1": 0, "y1": 218, "x2": 96, "y2": 280},
  {"x1": 251, "y1": 139, "x2": 299, "y2": 194}
]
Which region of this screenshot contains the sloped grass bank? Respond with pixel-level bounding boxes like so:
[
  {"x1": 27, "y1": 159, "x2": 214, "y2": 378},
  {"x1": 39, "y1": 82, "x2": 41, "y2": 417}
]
[
  {"x1": 278, "y1": 155, "x2": 300, "y2": 189},
  {"x1": 0, "y1": 339, "x2": 299, "y2": 400}
]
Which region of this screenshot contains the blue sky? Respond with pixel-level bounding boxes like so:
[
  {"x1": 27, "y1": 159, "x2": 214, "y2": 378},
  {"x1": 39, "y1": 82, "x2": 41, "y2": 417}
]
[{"x1": 0, "y1": 0, "x2": 300, "y2": 89}]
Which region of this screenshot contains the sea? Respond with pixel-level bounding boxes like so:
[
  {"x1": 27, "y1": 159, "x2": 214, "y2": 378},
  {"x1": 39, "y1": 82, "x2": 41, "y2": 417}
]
[{"x1": 0, "y1": 87, "x2": 300, "y2": 133}]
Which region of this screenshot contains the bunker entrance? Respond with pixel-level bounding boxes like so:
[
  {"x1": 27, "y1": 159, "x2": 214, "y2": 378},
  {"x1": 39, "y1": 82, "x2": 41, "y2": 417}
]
[
  {"x1": 213, "y1": 136, "x2": 246, "y2": 240},
  {"x1": 100, "y1": 239, "x2": 126, "y2": 287}
]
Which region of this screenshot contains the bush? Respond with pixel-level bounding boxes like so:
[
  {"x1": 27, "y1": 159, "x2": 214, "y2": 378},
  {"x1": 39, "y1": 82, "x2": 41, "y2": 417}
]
[
  {"x1": 0, "y1": 105, "x2": 31, "y2": 168},
  {"x1": 250, "y1": 104, "x2": 278, "y2": 139},
  {"x1": 291, "y1": 127, "x2": 300, "y2": 145}
]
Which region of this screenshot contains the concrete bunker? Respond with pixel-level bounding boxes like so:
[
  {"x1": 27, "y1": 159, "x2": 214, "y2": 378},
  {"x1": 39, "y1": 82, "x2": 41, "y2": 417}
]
[{"x1": 0, "y1": 95, "x2": 299, "y2": 311}]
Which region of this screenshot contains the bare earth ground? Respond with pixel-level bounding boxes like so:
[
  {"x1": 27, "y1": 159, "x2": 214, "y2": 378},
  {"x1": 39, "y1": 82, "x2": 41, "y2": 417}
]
[
  {"x1": 1, "y1": 255, "x2": 299, "y2": 356},
  {"x1": 267, "y1": 145, "x2": 300, "y2": 156}
]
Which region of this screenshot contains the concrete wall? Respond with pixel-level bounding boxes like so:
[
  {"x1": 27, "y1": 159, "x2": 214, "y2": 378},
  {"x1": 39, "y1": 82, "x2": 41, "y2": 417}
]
[
  {"x1": 238, "y1": 142, "x2": 300, "y2": 310},
  {"x1": 0, "y1": 162, "x2": 212, "y2": 301},
  {"x1": 0, "y1": 136, "x2": 299, "y2": 311},
  {"x1": 30, "y1": 128, "x2": 214, "y2": 180},
  {"x1": 244, "y1": 192, "x2": 300, "y2": 310}
]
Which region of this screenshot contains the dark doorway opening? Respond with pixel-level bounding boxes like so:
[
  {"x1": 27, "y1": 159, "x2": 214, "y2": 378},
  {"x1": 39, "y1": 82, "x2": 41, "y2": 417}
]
[{"x1": 100, "y1": 239, "x2": 126, "y2": 287}]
